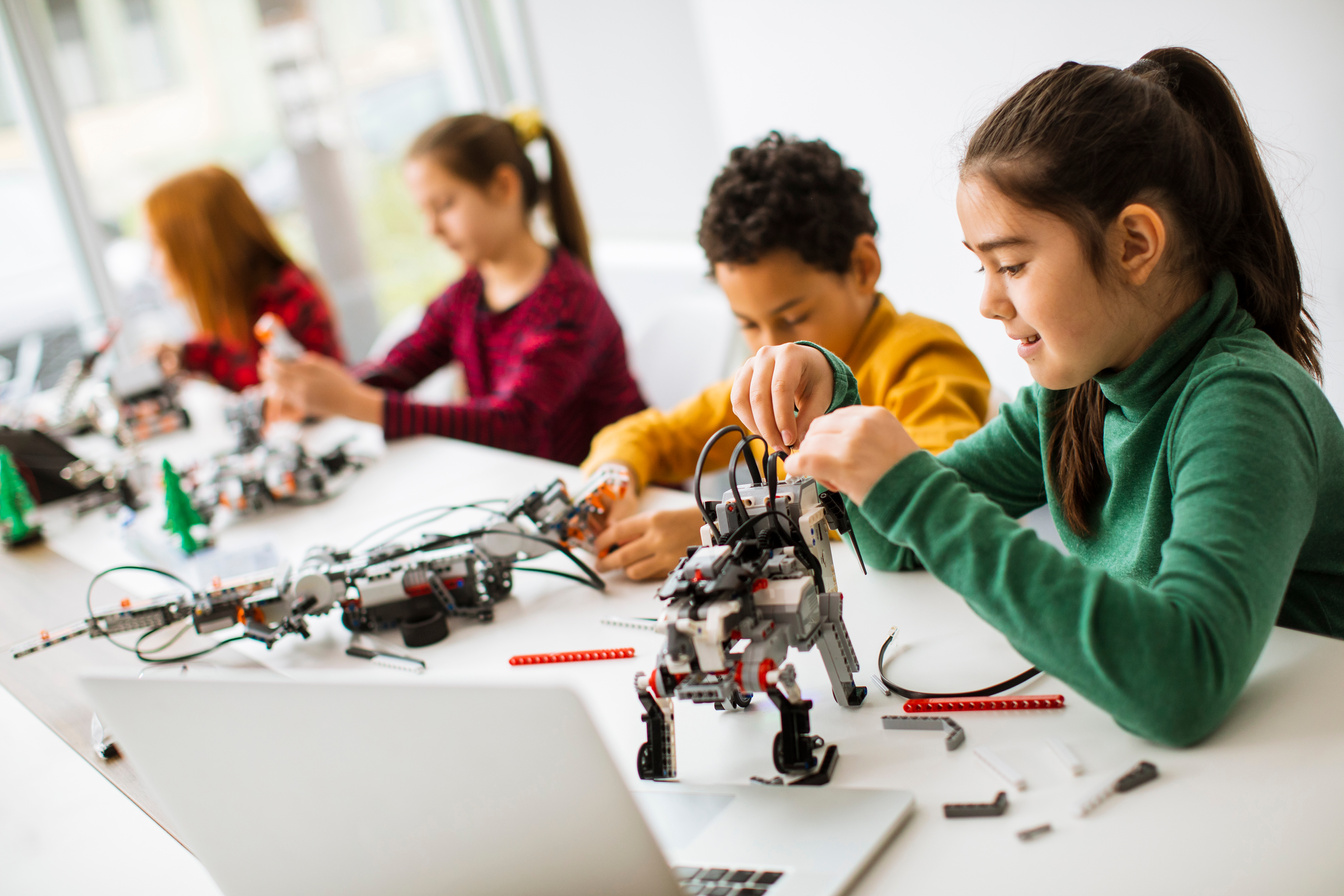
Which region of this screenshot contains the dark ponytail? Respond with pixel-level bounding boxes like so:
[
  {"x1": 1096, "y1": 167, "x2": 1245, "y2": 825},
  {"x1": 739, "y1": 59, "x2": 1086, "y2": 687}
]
[
  {"x1": 963, "y1": 47, "x2": 1319, "y2": 536},
  {"x1": 407, "y1": 113, "x2": 593, "y2": 272},
  {"x1": 538, "y1": 125, "x2": 592, "y2": 273}
]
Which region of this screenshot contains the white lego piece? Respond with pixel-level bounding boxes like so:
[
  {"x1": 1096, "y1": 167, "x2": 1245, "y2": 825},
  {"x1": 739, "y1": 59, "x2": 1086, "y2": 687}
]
[
  {"x1": 975, "y1": 746, "x2": 1027, "y2": 791},
  {"x1": 1047, "y1": 737, "x2": 1084, "y2": 776}
]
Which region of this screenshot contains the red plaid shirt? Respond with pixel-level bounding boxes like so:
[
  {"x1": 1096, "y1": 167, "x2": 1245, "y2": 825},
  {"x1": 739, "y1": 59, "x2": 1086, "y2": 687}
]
[
  {"x1": 181, "y1": 264, "x2": 343, "y2": 392},
  {"x1": 358, "y1": 250, "x2": 646, "y2": 465}
]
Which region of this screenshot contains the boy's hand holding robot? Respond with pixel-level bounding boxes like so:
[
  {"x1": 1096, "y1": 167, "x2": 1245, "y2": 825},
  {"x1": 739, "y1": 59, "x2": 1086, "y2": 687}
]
[{"x1": 731, "y1": 343, "x2": 919, "y2": 504}]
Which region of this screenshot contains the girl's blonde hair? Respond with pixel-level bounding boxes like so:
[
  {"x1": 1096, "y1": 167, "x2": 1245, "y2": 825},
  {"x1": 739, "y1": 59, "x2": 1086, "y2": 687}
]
[
  {"x1": 145, "y1": 166, "x2": 294, "y2": 344},
  {"x1": 406, "y1": 113, "x2": 592, "y2": 272}
]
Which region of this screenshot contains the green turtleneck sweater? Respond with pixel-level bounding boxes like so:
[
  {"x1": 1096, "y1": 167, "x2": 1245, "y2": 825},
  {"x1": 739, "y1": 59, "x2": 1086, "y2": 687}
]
[{"x1": 815, "y1": 271, "x2": 1344, "y2": 746}]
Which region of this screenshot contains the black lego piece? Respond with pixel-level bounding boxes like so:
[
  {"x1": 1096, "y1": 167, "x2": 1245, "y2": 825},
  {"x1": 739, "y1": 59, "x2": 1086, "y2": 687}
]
[
  {"x1": 767, "y1": 687, "x2": 822, "y2": 774},
  {"x1": 400, "y1": 611, "x2": 449, "y2": 647},
  {"x1": 788, "y1": 745, "x2": 840, "y2": 786},
  {"x1": 636, "y1": 685, "x2": 675, "y2": 780},
  {"x1": 943, "y1": 791, "x2": 1009, "y2": 818},
  {"x1": 1115, "y1": 760, "x2": 1159, "y2": 792}
]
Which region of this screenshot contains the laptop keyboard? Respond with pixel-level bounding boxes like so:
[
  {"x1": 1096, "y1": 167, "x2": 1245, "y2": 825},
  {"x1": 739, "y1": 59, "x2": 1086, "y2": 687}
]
[{"x1": 674, "y1": 866, "x2": 784, "y2": 895}]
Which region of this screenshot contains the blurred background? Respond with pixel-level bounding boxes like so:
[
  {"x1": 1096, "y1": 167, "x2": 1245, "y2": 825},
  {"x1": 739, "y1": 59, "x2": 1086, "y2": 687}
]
[{"x1": 2, "y1": 0, "x2": 1341, "y2": 412}]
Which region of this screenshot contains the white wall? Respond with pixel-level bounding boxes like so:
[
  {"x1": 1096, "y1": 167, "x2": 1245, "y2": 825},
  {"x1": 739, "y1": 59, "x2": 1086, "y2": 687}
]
[
  {"x1": 521, "y1": 0, "x2": 1344, "y2": 410},
  {"x1": 686, "y1": 0, "x2": 1344, "y2": 405},
  {"x1": 523, "y1": 0, "x2": 723, "y2": 242}
]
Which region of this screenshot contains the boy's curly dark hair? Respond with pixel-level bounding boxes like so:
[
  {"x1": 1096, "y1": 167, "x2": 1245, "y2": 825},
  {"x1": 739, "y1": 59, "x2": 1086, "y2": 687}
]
[{"x1": 698, "y1": 132, "x2": 877, "y2": 276}]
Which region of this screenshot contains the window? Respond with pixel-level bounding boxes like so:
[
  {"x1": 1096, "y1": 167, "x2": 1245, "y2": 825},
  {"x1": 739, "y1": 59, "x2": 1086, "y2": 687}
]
[
  {"x1": 121, "y1": 0, "x2": 171, "y2": 94},
  {"x1": 44, "y1": 0, "x2": 99, "y2": 108},
  {"x1": 0, "y1": 16, "x2": 101, "y2": 389},
  {"x1": 2, "y1": 0, "x2": 536, "y2": 366}
]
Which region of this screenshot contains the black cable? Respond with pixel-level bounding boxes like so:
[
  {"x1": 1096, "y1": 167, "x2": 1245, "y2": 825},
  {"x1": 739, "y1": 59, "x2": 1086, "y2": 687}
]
[
  {"x1": 85, "y1": 565, "x2": 195, "y2": 656},
  {"x1": 728, "y1": 435, "x2": 767, "y2": 525},
  {"x1": 765, "y1": 450, "x2": 785, "y2": 540},
  {"x1": 135, "y1": 619, "x2": 193, "y2": 654},
  {"x1": 875, "y1": 630, "x2": 1041, "y2": 699},
  {"x1": 133, "y1": 626, "x2": 249, "y2": 663},
  {"x1": 421, "y1": 526, "x2": 607, "y2": 592},
  {"x1": 510, "y1": 566, "x2": 605, "y2": 588},
  {"x1": 494, "y1": 530, "x2": 605, "y2": 593},
  {"x1": 723, "y1": 507, "x2": 798, "y2": 545},
  {"x1": 348, "y1": 500, "x2": 508, "y2": 551},
  {"x1": 693, "y1": 425, "x2": 760, "y2": 542}
]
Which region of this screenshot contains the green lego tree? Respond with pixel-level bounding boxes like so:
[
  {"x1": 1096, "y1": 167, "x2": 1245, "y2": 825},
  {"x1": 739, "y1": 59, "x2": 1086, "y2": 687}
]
[
  {"x1": 0, "y1": 446, "x2": 42, "y2": 545},
  {"x1": 162, "y1": 458, "x2": 205, "y2": 554}
]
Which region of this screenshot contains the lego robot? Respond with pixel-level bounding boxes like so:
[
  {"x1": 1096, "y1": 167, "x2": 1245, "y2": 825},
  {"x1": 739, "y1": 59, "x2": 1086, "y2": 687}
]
[
  {"x1": 10, "y1": 472, "x2": 621, "y2": 658},
  {"x1": 634, "y1": 427, "x2": 866, "y2": 783},
  {"x1": 184, "y1": 439, "x2": 365, "y2": 521}
]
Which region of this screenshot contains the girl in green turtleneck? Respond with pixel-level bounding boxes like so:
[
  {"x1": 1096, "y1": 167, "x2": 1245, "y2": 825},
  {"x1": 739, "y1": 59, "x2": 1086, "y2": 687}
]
[{"x1": 727, "y1": 47, "x2": 1344, "y2": 747}]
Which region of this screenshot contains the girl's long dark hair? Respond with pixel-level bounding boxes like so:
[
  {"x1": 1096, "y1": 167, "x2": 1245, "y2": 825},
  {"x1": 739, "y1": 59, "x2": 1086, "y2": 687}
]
[
  {"x1": 962, "y1": 47, "x2": 1319, "y2": 536},
  {"x1": 407, "y1": 113, "x2": 592, "y2": 272}
]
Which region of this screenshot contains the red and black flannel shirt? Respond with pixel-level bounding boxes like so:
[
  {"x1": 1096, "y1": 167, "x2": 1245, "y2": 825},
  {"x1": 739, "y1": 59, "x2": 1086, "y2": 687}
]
[
  {"x1": 357, "y1": 249, "x2": 647, "y2": 465},
  {"x1": 181, "y1": 264, "x2": 344, "y2": 392}
]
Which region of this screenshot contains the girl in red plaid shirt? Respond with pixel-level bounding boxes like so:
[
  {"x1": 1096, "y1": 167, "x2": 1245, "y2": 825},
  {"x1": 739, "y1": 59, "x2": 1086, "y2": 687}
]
[
  {"x1": 144, "y1": 165, "x2": 343, "y2": 391},
  {"x1": 264, "y1": 112, "x2": 646, "y2": 465}
]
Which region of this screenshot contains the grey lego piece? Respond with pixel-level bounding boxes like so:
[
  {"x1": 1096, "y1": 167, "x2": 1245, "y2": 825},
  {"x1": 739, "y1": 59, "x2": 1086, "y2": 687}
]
[
  {"x1": 817, "y1": 621, "x2": 862, "y2": 705},
  {"x1": 882, "y1": 714, "x2": 966, "y2": 750},
  {"x1": 1016, "y1": 823, "x2": 1052, "y2": 841},
  {"x1": 944, "y1": 791, "x2": 1009, "y2": 818}
]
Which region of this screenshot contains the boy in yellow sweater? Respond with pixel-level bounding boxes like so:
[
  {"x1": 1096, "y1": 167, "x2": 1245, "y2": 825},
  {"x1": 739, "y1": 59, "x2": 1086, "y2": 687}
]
[{"x1": 586, "y1": 132, "x2": 990, "y2": 579}]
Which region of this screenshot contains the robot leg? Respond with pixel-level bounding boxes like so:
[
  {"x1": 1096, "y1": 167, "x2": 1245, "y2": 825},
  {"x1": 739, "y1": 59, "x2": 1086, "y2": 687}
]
[
  {"x1": 635, "y1": 670, "x2": 677, "y2": 780},
  {"x1": 766, "y1": 665, "x2": 823, "y2": 775}
]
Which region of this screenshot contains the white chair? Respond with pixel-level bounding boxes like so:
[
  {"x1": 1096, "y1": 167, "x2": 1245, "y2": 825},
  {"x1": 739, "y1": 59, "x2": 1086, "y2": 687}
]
[{"x1": 624, "y1": 292, "x2": 742, "y2": 411}]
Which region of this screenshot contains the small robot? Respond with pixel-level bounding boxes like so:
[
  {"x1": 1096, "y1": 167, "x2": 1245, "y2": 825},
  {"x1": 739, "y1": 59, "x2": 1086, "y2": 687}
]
[
  {"x1": 504, "y1": 465, "x2": 631, "y2": 554},
  {"x1": 185, "y1": 440, "x2": 364, "y2": 521},
  {"x1": 635, "y1": 427, "x2": 866, "y2": 783}
]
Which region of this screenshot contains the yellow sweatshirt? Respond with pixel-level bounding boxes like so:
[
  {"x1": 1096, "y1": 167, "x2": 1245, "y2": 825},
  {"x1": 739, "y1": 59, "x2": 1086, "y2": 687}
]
[{"x1": 583, "y1": 294, "x2": 991, "y2": 490}]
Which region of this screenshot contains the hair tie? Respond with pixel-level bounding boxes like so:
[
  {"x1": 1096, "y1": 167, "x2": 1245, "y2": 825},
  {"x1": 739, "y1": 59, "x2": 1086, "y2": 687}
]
[
  {"x1": 505, "y1": 106, "x2": 545, "y2": 146},
  {"x1": 1126, "y1": 58, "x2": 1177, "y2": 92}
]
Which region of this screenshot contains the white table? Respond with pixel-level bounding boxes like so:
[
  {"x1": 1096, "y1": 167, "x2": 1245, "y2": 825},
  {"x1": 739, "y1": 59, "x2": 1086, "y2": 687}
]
[{"x1": 5, "y1": 421, "x2": 1344, "y2": 896}]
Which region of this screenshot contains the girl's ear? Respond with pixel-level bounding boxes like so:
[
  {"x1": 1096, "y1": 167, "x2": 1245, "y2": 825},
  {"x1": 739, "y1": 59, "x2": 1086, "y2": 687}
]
[
  {"x1": 848, "y1": 234, "x2": 882, "y2": 293},
  {"x1": 1112, "y1": 203, "x2": 1167, "y2": 286},
  {"x1": 486, "y1": 163, "x2": 523, "y2": 207}
]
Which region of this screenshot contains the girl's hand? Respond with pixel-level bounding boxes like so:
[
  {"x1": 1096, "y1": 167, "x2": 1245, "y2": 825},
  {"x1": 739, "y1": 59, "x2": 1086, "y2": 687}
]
[
  {"x1": 783, "y1": 405, "x2": 920, "y2": 505},
  {"x1": 593, "y1": 506, "x2": 705, "y2": 581},
  {"x1": 729, "y1": 344, "x2": 835, "y2": 451},
  {"x1": 260, "y1": 351, "x2": 384, "y2": 425}
]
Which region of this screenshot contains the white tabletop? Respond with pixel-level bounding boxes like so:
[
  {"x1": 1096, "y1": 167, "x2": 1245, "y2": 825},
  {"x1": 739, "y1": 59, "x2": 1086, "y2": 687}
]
[{"x1": 6, "y1": 407, "x2": 1344, "y2": 896}]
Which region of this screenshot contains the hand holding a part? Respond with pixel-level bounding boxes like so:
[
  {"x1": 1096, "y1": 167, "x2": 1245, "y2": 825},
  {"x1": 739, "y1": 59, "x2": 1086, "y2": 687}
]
[
  {"x1": 730, "y1": 343, "x2": 920, "y2": 505},
  {"x1": 261, "y1": 351, "x2": 384, "y2": 425},
  {"x1": 594, "y1": 505, "x2": 706, "y2": 581},
  {"x1": 730, "y1": 344, "x2": 835, "y2": 451}
]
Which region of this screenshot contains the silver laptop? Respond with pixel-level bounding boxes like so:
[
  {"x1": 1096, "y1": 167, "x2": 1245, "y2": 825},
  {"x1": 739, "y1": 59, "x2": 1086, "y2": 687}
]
[{"x1": 82, "y1": 671, "x2": 913, "y2": 896}]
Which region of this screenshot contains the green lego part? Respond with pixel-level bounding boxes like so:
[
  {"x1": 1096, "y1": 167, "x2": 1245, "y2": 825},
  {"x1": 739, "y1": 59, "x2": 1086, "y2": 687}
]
[
  {"x1": 161, "y1": 458, "x2": 205, "y2": 554},
  {"x1": 0, "y1": 446, "x2": 42, "y2": 545}
]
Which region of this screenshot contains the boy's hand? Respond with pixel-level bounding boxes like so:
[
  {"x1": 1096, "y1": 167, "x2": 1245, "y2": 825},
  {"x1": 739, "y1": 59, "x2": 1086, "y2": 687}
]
[
  {"x1": 783, "y1": 405, "x2": 919, "y2": 504},
  {"x1": 260, "y1": 351, "x2": 383, "y2": 425},
  {"x1": 593, "y1": 506, "x2": 705, "y2": 581},
  {"x1": 730, "y1": 344, "x2": 834, "y2": 451}
]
